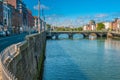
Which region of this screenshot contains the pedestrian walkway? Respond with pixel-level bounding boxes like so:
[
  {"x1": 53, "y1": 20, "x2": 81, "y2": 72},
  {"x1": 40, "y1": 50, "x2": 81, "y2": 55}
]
[{"x1": 0, "y1": 64, "x2": 2, "y2": 80}]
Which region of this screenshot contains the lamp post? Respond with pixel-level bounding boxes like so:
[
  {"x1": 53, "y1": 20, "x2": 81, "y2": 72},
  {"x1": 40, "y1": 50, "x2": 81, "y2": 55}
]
[
  {"x1": 42, "y1": 8, "x2": 46, "y2": 31},
  {"x1": 38, "y1": 0, "x2": 41, "y2": 33}
]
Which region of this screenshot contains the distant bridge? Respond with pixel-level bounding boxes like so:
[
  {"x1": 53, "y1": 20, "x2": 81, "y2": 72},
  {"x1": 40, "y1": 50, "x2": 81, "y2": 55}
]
[{"x1": 47, "y1": 31, "x2": 108, "y2": 39}]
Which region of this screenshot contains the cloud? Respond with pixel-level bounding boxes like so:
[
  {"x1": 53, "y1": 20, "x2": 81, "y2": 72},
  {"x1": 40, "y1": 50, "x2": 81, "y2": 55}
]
[
  {"x1": 46, "y1": 14, "x2": 90, "y2": 27},
  {"x1": 95, "y1": 14, "x2": 108, "y2": 18},
  {"x1": 45, "y1": 14, "x2": 65, "y2": 26},
  {"x1": 88, "y1": 13, "x2": 110, "y2": 22},
  {"x1": 34, "y1": 4, "x2": 49, "y2": 10},
  {"x1": 45, "y1": 12, "x2": 120, "y2": 27}
]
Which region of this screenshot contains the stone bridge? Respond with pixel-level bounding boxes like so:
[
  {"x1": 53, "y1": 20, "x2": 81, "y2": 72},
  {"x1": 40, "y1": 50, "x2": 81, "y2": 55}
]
[{"x1": 47, "y1": 31, "x2": 108, "y2": 39}]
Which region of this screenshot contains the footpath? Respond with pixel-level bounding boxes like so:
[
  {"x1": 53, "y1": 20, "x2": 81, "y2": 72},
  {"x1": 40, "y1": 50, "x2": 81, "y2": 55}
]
[{"x1": 0, "y1": 64, "x2": 2, "y2": 80}]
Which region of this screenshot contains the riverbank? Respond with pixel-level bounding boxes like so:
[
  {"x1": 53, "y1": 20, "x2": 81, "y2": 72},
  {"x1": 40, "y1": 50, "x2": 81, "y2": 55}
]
[{"x1": 113, "y1": 37, "x2": 120, "y2": 40}]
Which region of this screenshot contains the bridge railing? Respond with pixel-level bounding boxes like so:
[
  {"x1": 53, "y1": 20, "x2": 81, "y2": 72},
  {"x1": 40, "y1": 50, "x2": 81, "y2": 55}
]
[
  {"x1": 110, "y1": 31, "x2": 120, "y2": 34},
  {"x1": 51, "y1": 30, "x2": 108, "y2": 33},
  {"x1": 0, "y1": 42, "x2": 23, "y2": 80}
]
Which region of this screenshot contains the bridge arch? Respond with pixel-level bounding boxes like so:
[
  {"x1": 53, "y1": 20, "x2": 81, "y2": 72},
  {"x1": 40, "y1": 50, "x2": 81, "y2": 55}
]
[
  {"x1": 96, "y1": 33, "x2": 107, "y2": 37},
  {"x1": 80, "y1": 33, "x2": 89, "y2": 38},
  {"x1": 107, "y1": 33, "x2": 113, "y2": 38},
  {"x1": 58, "y1": 34, "x2": 69, "y2": 39},
  {"x1": 73, "y1": 33, "x2": 84, "y2": 39},
  {"x1": 89, "y1": 33, "x2": 97, "y2": 37},
  {"x1": 49, "y1": 31, "x2": 108, "y2": 39},
  {"x1": 89, "y1": 33, "x2": 97, "y2": 39},
  {"x1": 52, "y1": 33, "x2": 70, "y2": 39}
]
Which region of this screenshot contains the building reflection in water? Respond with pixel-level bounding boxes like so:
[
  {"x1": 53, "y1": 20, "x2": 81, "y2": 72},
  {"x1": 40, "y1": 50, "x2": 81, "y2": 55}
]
[
  {"x1": 89, "y1": 35, "x2": 97, "y2": 40},
  {"x1": 105, "y1": 38, "x2": 120, "y2": 51}
]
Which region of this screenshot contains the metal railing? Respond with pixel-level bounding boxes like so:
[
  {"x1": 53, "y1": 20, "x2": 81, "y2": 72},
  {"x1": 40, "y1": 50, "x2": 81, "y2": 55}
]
[{"x1": 0, "y1": 42, "x2": 22, "y2": 80}]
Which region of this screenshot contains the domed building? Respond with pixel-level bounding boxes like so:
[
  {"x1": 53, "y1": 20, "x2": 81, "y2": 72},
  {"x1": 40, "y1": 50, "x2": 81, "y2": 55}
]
[{"x1": 89, "y1": 20, "x2": 96, "y2": 30}]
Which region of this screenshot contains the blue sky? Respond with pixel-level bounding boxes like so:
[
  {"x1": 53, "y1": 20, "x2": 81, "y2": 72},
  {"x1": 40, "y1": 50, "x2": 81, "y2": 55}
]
[{"x1": 24, "y1": 0, "x2": 120, "y2": 27}]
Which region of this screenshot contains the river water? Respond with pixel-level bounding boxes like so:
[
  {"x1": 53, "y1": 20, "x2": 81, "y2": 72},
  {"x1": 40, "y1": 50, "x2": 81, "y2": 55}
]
[{"x1": 43, "y1": 35, "x2": 120, "y2": 80}]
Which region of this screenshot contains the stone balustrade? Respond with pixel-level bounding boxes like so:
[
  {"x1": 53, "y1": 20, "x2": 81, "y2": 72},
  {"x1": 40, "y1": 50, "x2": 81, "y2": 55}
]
[
  {"x1": 0, "y1": 32, "x2": 46, "y2": 80},
  {"x1": 0, "y1": 43, "x2": 21, "y2": 80}
]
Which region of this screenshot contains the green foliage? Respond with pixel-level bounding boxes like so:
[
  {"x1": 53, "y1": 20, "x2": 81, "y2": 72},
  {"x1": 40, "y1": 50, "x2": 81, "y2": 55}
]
[
  {"x1": 46, "y1": 24, "x2": 51, "y2": 29},
  {"x1": 56, "y1": 27, "x2": 66, "y2": 31},
  {"x1": 97, "y1": 23, "x2": 105, "y2": 30},
  {"x1": 77, "y1": 27, "x2": 83, "y2": 31},
  {"x1": 54, "y1": 27, "x2": 83, "y2": 31}
]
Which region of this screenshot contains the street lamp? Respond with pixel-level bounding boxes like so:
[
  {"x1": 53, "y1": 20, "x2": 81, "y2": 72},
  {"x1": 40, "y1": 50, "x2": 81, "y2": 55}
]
[
  {"x1": 38, "y1": 0, "x2": 41, "y2": 33},
  {"x1": 41, "y1": 8, "x2": 46, "y2": 31}
]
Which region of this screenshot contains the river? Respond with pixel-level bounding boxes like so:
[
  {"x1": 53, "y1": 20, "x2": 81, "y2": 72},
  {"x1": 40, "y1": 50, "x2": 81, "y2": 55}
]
[{"x1": 43, "y1": 35, "x2": 120, "y2": 80}]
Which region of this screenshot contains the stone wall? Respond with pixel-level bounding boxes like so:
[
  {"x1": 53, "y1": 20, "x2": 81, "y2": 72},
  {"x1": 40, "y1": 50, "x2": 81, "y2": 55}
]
[
  {"x1": 107, "y1": 32, "x2": 120, "y2": 39},
  {"x1": 7, "y1": 32, "x2": 46, "y2": 80}
]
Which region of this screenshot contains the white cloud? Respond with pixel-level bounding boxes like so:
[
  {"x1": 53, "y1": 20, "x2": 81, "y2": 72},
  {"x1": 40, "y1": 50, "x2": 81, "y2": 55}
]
[
  {"x1": 45, "y1": 14, "x2": 65, "y2": 26},
  {"x1": 34, "y1": 4, "x2": 49, "y2": 10},
  {"x1": 95, "y1": 14, "x2": 108, "y2": 18},
  {"x1": 46, "y1": 14, "x2": 89, "y2": 27},
  {"x1": 45, "y1": 13, "x2": 120, "y2": 27}
]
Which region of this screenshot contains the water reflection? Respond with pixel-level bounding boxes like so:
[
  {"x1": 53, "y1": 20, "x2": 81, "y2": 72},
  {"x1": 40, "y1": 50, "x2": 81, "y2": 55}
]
[
  {"x1": 89, "y1": 35, "x2": 97, "y2": 40},
  {"x1": 52, "y1": 36, "x2": 56, "y2": 39},
  {"x1": 89, "y1": 33, "x2": 97, "y2": 40},
  {"x1": 105, "y1": 38, "x2": 120, "y2": 51}
]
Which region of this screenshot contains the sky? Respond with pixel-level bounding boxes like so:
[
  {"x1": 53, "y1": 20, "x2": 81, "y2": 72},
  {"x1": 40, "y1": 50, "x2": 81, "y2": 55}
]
[{"x1": 24, "y1": 0, "x2": 120, "y2": 27}]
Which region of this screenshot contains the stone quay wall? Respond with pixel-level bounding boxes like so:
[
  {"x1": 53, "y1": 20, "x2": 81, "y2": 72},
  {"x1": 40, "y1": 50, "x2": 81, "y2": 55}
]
[{"x1": 0, "y1": 32, "x2": 46, "y2": 80}]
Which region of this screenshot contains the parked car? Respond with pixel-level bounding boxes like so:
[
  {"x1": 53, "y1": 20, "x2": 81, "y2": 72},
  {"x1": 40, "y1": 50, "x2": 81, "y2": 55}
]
[
  {"x1": 5, "y1": 31, "x2": 11, "y2": 36},
  {"x1": 31, "y1": 30, "x2": 38, "y2": 34},
  {"x1": 0, "y1": 31, "x2": 6, "y2": 37}
]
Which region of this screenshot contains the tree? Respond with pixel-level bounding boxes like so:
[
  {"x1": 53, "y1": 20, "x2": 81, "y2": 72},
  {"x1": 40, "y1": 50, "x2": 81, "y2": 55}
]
[
  {"x1": 97, "y1": 23, "x2": 105, "y2": 30},
  {"x1": 77, "y1": 27, "x2": 83, "y2": 31},
  {"x1": 54, "y1": 27, "x2": 83, "y2": 31},
  {"x1": 46, "y1": 24, "x2": 51, "y2": 31},
  {"x1": 56, "y1": 27, "x2": 65, "y2": 31},
  {"x1": 46, "y1": 24, "x2": 51, "y2": 29}
]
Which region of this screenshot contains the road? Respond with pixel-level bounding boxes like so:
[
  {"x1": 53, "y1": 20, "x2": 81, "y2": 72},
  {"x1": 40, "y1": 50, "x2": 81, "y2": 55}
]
[{"x1": 0, "y1": 33, "x2": 27, "y2": 52}]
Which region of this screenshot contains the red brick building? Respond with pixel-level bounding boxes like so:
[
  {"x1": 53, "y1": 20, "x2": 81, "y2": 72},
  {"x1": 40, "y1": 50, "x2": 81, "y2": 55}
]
[
  {"x1": 5, "y1": 0, "x2": 17, "y2": 8},
  {"x1": 6, "y1": 0, "x2": 28, "y2": 32},
  {"x1": 112, "y1": 18, "x2": 118, "y2": 31},
  {"x1": 87, "y1": 24, "x2": 93, "y2": 30},
  {"x1": 12, "y1": 7, "x2": 22, "y2": 33},
  {"x1": 5, "y1": 0, "x2": 22, "y2": 9},
  {"x1": 4, "y1": 0, "x2": 35, "y2": 33},
  {"x1": 83, "y1": 20, "x2": 96, "y2": 31},
  {"x1": 27, "y1": 9, "x2": 34, "y2": 29}
]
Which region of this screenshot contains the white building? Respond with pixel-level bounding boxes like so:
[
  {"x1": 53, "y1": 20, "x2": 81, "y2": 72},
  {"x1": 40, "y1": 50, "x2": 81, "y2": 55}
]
[
  {"x1": 83, "y1": 24, "x2": 96, "y2": 31},
  {"x1": 83, "y1": 25, "x2": 87, "y2": 31},
  {"x1": 33, "y1": 16, "x2": 38, "y2": 31},
  {"x1": 91, "y1": 25, "x2": 96, "y2": 30},
  {"x1": 103, "y1": 22, "x2": 111, "y2": 30},
  {"x1": 117, "y1": 19, "x2": 120, "y2": 30}
]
